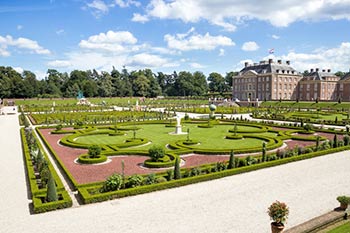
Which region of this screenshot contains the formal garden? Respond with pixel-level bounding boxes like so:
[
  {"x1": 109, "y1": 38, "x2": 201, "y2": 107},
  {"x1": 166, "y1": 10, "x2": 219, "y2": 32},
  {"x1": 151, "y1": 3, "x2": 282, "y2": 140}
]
[{"x1": 18, "y1": 98, "x2": 350, "y2": 218}]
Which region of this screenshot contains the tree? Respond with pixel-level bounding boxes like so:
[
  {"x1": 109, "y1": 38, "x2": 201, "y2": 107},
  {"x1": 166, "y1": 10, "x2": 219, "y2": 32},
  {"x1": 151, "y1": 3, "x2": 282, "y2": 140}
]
[
  {"x1": 225, "y1": 71, "x2": 238, "y2": 91},
  {"x1": 333, "y1": 134, "x2": 338, "y2": 148},
  {"x1": 192, "y1": 71, "x2": 208, "y2": 96},
  {"x1": 148, "y1": 145, "x2": 165, "y2": 162},
  {"x1": 46, "y1": 172, "x2": 58, "y2": 202},
  {"x1": 208, "y1": 72, "x2": 226, "y2": 93},
  {"x1": 262, "y1": 142, "x2": 266, "y2": 162},
  {"x1": 315, "y1": 136, "x2": 320, "y2": 151},
  {"x1": 174, "y1": 157, "x2": 181, "y2": 179},
  {"x1": 228, "y1": 150, "x2": 235, "y2": 169},
  {"x1": 88, "y1": 145, "x2": 101, "y2": 158}
]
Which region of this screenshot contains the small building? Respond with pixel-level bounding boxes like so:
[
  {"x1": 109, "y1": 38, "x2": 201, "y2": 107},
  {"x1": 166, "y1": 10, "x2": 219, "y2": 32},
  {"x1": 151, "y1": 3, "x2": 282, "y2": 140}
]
[
  {"x1": 232, "y1": 59, "x2": 302, "y2": 101},
  {"x1": 298, "y1": 69, "x2": 339, "y2": 101}
]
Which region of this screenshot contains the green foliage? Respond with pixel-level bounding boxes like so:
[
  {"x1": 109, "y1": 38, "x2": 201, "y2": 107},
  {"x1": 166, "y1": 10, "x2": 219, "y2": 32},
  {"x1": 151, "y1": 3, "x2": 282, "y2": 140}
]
[
  {"x1": 101, "y1": 174, "x2": 123, "y2": 192},
  {"x1": 144, "y1": 173, "x2": 156, "y2": 185},
  {"x1": 228, "y1": 150, "x2": 235, "y2": 169},
  {"x1": 148, "y1": 145, "x2": 165, "y2": 162},
  {"x1": 333, "y1": 134, "x2": 338, "y2": 148},
  {"x1": 46, "y1": 173, "x2": 58, "y2": 202},
  {"x1": 344, "y1": 135, "x2": 350, "y2": 146},
  {"x1": 88, "y1": 145, "x2": 102, "y2": 158},
  {"x1": 55, "y1": 124, "x2": 63, "y2": 131},
  {"x1": 174, "y1": 157, "x2": 181, "y2": 180},
  {"x1": 267, "y1": 201, "x2": 289, "y2": 224},
  {"x1": 337, "y1": 196, "x2": 350, "y2": 205},
  {"x1": 262, "y1": 142, "x2": 266, "y2": 162},
  {"x1": 126, "y1": 174, "x2": 143, "y2": 188}
]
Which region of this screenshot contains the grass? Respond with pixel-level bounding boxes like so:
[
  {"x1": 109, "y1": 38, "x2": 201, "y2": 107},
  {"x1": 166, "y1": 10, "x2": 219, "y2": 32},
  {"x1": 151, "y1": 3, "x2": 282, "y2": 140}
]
[
  {"x1": 261, "y1": 101, "x2": 350, "y2": 110},
  {"x1": 327, "y1": 221, "x2": 350, "y2": 232},
  {"x1": 74, "y1": 124, "x2": 266, "y2": 151}
]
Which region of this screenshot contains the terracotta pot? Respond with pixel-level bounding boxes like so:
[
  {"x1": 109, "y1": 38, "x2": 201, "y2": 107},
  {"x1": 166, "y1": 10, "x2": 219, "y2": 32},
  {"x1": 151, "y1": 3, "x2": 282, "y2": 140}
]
[
  {"x1": 271, "y1": 222, "x2": 284, "y2": 233},
  {"x1": 340, "y1": 203, "x2": 348, "y2": 210}
]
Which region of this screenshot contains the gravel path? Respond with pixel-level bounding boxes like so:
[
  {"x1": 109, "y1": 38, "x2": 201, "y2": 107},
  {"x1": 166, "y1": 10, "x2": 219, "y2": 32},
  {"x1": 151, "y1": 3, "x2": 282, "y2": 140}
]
[{"x1": 2, "y1": 113, "x2": 350, "y2": 233}]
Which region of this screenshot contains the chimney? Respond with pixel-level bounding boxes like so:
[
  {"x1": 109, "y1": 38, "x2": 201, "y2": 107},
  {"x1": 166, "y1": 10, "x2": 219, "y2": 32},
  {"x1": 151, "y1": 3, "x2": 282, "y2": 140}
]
[
  {"x1": 322, "y1": 69, "x2": 326, "y2": 72},
  {"x1": 268, "y1": 59, "x2": 273, "y2": 64},
  {"x1": 310, "y1": 69, "x2": 314, "y2": 72},
  {"x1": 277, "y1": 60, "x2": 282, "y2": 64},
  {"x1": 244, "y1": 62, "x2": 248, "y2": 67},
  {"x1": 327, "y1": 69, "x2": 331, "y2": 73},
  {"x1": 286, "y1": 60, "x2": 290, "y2": 65},
  {"x1": 316, "y1": 68, "x2": 319, "y2": 72}
]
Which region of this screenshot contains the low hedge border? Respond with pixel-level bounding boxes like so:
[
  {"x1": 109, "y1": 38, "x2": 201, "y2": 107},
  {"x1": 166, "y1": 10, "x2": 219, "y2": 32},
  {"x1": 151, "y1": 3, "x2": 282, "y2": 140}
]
[
  {"x1": 20, "y1": 128, "x2": 72, "y2": 213},
  {"x1": 143, "y1": 153, "x2": 178, "y2": 168},
  {"x1": 225, "y1": 134, "x2": 244, "y2": 140},
  {"x1": 77, "y1": 154, "x2": 108, "y2": 164},
  {"x1": 32, "y1": 191, "x2": 72, "y2": 214},
  {"x1": 77, "y1": 145, "x2": 350, "y2": 204},
  {"x1": 36, "y1": 127, "x2": 80, "y2": 188}
]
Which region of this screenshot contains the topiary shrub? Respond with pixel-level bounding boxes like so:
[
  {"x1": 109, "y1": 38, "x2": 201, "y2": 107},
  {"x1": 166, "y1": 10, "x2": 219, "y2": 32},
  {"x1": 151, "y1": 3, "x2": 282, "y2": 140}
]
[
  {"x1": 46, "y1": 173, "x2": 58, "y2": 202},
  {"x1": 126, "y1": 175, "x2": 143, "y2": 188},
  {"x1": 88, "y1": 145, "x2": 101, "y2": 158},
  {"x1": 174, "y1": 157, "x2": 181, "y2": 180},
  {"x1": 101, "y1": 173, "x2": 123, "y2": 193},
  {"x1": 156, "y1": 177, "x2": 167, "y2": 183},
  {"x1": 148, "y1": 145, "x2": 165, "y2": 162}
]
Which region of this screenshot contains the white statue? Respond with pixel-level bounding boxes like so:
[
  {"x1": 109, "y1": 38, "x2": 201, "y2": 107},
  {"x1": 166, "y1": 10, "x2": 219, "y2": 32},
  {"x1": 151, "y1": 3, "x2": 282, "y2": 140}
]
[{"x1": 176, "y1": 115, "x2": 181, "y2": 127}]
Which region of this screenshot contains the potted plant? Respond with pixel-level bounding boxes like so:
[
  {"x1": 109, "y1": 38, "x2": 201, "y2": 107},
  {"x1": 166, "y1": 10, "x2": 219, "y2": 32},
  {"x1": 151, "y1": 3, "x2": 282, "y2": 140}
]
[
  {"x1": 268, "y1": 200, "x2": 289, "y2": 233},
  {"x1": 337, "y1": 196, "x2": 350, "y2": 210}
]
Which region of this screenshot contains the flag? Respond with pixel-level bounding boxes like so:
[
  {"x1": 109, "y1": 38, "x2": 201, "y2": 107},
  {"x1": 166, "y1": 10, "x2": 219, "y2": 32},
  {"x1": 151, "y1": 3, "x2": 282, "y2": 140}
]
[{"x1": 268, "y1": 48, "x2": 274, "y2": 54}]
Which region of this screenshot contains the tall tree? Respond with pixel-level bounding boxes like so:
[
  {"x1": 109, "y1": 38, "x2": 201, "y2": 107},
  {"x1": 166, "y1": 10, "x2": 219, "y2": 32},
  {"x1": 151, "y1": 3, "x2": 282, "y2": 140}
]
[{"x1": 208, "y1": 72, "x2": 226, "y2": 93}]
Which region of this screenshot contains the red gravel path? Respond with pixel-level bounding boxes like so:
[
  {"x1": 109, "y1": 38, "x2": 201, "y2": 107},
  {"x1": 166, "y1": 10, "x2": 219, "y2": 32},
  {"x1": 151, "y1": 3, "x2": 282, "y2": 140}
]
[
  {"x1": 40, "y1": 128, "x2": 230, "y2": 184},
  {"x1": 284, "y1": 140, "x2": 315, "y2": 149}
]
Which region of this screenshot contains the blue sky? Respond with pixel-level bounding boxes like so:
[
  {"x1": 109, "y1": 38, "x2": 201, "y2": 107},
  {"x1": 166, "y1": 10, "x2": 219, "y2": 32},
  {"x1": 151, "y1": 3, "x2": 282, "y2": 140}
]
[{"x1": 0, "y1": 0, "x2": 350, "y2": 79}]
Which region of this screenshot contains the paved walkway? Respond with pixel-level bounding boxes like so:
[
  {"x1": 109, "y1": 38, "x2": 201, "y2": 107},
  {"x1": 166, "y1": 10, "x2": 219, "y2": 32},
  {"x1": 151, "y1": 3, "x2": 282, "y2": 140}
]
[{"x1": 2, "y1": 113, "x2": 350, "y2": 233}]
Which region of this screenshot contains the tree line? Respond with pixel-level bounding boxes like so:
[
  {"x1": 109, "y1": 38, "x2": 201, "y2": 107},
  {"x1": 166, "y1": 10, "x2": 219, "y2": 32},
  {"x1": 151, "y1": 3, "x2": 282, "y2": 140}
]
[{"x1": 0, "y1": 66, "x2": 236, "y2": 99}]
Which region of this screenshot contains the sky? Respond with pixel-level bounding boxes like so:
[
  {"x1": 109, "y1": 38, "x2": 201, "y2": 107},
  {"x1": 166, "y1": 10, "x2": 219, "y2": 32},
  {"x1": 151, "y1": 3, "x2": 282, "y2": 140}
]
[{"x1": 0, "y1": 0, "x2": 350, "y2": 79}]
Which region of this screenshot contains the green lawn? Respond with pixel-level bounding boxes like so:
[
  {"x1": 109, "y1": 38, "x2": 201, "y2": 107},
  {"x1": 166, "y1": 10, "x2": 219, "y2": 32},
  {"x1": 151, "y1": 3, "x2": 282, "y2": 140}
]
[
  {"x1": 327, "y1": 222, "x2": 350, "y2": 232},
  {"x1": 74, "y1": 124, "x2": 266, "y2": 151}
]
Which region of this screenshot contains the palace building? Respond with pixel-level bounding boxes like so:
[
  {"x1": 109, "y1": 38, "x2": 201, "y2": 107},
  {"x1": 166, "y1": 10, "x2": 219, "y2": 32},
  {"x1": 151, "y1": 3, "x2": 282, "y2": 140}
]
[
  {"x1": 232, "y1": 59, "x2": 302, "y2": 101},
  {"x1": 233, "y1": 59, "x2": 347, "y2": 101}
]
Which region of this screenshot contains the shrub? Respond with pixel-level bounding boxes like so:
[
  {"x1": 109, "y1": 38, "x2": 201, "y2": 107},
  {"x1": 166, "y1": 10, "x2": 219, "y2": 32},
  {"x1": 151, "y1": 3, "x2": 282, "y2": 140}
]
[
  {"x1": 144, "y1": 173, "x2": 156, "y2": 185},
  {"x1": 228, "y1": 150, "x2": 235, "y2": 169},
  {"x1": 189, "y1": 167, "x2": 201, "y2": 177},
  {"x1": 156, "y1": 177, "x2": 167, "y2": 183},
  {"x1": 88, "y1": 145, "x2": 101, "y2": 158},
  {"x1": 46, "y1": 173, "x2": 58, "y2": 202},
  {"x1": 344, "y1": 135, "x2": 350, "y2": 146},
  {"x1": 267, "y1": 201, "x2": 289, "y2": 225},
  {"x1": 101, "y1": 174, "x2": 123, "y2": 192},
  {"x1": 148, "y1": 145, "x2": 165, "y2": 162},
  {"x1": 337, "y1": 195, "x2": 350, "y2": 205},
  {"x1": 126, "y1": 175, "x2": 143, "y2": 188},
  {"x1": 174, "y1": 157, "x2": 181, "y2": 180},
  {"x1": 55, "y1": 124, "x2": 63, "y2": 131},
  {"x1": 162, "y1": 170, "x2": 172, "y2": 182}
]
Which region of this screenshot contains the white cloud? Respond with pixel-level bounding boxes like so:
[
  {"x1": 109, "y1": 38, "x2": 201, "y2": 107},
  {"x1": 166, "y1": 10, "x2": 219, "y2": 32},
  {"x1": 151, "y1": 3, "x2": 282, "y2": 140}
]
[
  {"x1": 79, "y1": 30, "x2": 137, "y2": 53},
  {"x1": 86, "y1": 0, "x2": 110, "y2": 18},
  {"x1": 47, "y1": 60, "x2": 71, "y2": 68},
  {"x1": 0, "y1": 35, "x2": 50, "y2": 56},
  {"x1": 190, "y1": 62, "x2": 205, "y2": 69},
  {"x1": 272, "y1": 34, "x2": 280, "y2": 40},
  {"x1": 56, "y1": 29, "x2": 65, "y2": 35},
  {"x1": 259, "y1": 42, "x2": 350, "y2": 72},
  {"x1": 47, "y1": 30, "x2": 179, "y2": 71},
  {"x1": 219, "y1": 48, "x2": 225, "y2": 56},
  {"x1": 127, "y1": 53, "x2": 176, "y2": 68},
  {"x1": 140, "y1": 0, "x2": 350, "y2": 31},
  {"x1": 164, "y1": 29, "x2": 234, "y2": 51},
  {"x1": 242, "y1": 41, "x2": 259, "y2": 51},
  {"x1": 13, "y1": 66, "x2": 23, "y2": 74},
  {"x1": 17, "y1": 25, "x2": 23, "y2": 30},
  {"x1": 132, "y1": 13, "x2": 149, "y2": 23},
  {"x1": 115, "y1": 0, "x2": 141, "y2": 8}
]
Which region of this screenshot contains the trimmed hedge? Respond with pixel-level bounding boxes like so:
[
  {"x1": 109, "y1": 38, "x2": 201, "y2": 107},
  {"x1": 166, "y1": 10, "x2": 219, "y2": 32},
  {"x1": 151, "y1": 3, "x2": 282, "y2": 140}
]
[
  {"x1": 20, "y1": 128, "x2": 72, "y2": 213},
  {"x1": 78, "y1": 154, "x2": 108, "y2": 164},
  {"x1": 143, "y1": 153, "x2": 177, "y2": 168},
  {"x1": 77, "y1": 145, "x2": 350, "y2": 204},
  {"x1": 225, "y1": 134, "x2": 244, "y2": 140}
]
